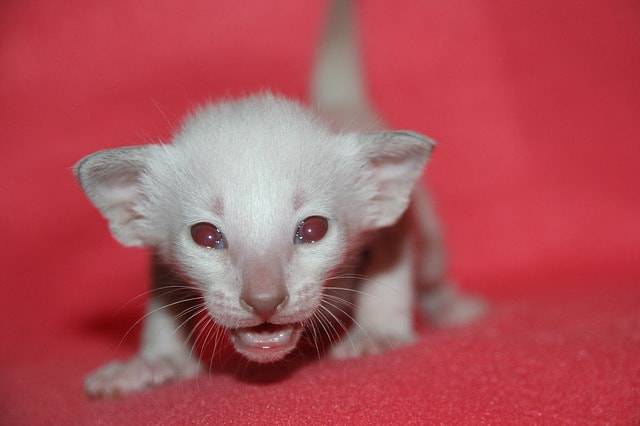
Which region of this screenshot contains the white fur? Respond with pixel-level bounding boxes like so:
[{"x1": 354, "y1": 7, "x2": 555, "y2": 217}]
[{"x1": 76, "y1": 0, "x2": 484, "y2": 398}]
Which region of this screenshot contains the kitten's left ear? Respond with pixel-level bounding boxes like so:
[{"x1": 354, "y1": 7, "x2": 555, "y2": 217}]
[
  {"x1": 354, "y1": 130, "x2": 435, "y2": 229},
  {"x1": 74, "y1": 145, "x2": 160, "y2": 247}
]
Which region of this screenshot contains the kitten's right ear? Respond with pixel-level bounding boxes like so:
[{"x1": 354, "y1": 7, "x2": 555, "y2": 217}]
[
  {"x1": 74, "y1": 146, "x2": 159, "y2": 247},
  {"x1": 352, "y1": 130, "x2": 436, "y2": 230}
]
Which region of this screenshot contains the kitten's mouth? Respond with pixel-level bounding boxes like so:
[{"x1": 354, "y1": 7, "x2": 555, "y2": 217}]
[{"x1": 229, "y1": 323, "x2": 302, "y2": 363}]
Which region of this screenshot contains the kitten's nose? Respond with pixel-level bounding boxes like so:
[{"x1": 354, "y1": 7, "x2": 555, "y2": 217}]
[{"x1": 240, "y1": 286, "x2": 288, "y2": 321}]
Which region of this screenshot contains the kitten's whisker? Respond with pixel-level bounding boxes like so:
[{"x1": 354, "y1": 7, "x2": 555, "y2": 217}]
[
  {"x1": 324, "y1": 285, "x2": 396, "y2": 298},
  {"x1": 317, "y1": 305, "x2": 341, "y2": 344},
  {"x1": 192, "y1": 314, "x2": 214, "y2": 389},
  {"x1": 325, "y1": 274, "x2": 369, "y2": 281},
  {"x1": 116, "y1": 285, "x2": 202, "y2": 313},
  {"x1": 187, "y1": 312, "x2": 216, "y2": 364},
  {"x1": 201, "y1": 320, "x2": 217, "y2": 377},
  {"x1": 318, "y1": 304, "x2": 357, "y2": 354},
  {"x1": 200, "y1": 318, "x2": 218, "y2": 377},
  {"x1": 324, "y1": 273, "x2": 400, "y2": 296},
  {"x1": 305, "y1": 314, "x2": 322, "y2": 360},
  {"x1": 322, "y1": 293, "x2": 357, "y2": 309},
  {"x1": 171, "y1": 304, "x2": 209, "y2": 337},
  {"x1": 314, "y1": 307, "x2": 336, "y2": 347},
  {"x1": 192, "y1": 316, "x2": 214, "y2": 368},
  {"x1": 321, "y1": 298, "x2": 373, "y2": 345},
  {"x1": 116, "y1": 296, "x2": 204, "y2": 350},
  {"x1": 211, "y1": 323, "x2": 225, "y2": 363},
  {"x1": 309, "y1": 312, "x2": 324, "y2": 353},
  {"x1": 173, "y1": 302, "x2": 206, "y2": 318}
]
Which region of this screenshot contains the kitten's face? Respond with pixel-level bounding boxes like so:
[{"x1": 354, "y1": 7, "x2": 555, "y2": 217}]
[
  {"x1": 161, "y1": 179, "x2": 348, "y2": 361},
  {"x1": 75, "y1": 95, "x2": 432, "y2": 363},
  {"x1": 142, "y1": 102, "x2": 363, "y2": 362}
]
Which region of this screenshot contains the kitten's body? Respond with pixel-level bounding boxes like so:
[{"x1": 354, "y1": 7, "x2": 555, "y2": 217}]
[{"x1": 77, "y1": 1, "x2": 483, "y2": 397}]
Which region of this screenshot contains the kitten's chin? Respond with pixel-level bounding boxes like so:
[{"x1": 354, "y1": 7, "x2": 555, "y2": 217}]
[{"x1": 229, "y1": 323, "x2": 303, "y2": 363}]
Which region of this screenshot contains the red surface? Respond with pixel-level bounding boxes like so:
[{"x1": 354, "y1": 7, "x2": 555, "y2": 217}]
[{"x1": 1, "y1": 0, "x2": 639, "y2": 424}]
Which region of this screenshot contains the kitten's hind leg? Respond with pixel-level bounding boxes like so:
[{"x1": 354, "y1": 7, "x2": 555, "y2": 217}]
[
  {"x1": 420, "y1": 281, "x2": 486, "y2": 328},
  {"x1": 412, "y1": 188, "x2": 486, "y2": 327}
]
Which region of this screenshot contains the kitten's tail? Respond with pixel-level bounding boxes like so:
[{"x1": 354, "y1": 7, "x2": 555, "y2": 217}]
[{"x1": 310, "y1": 0, "x2": 375, "y2": 121}]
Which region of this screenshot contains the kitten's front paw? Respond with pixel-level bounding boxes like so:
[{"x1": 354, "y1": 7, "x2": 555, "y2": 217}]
[
  {"x1": 329, "y1": 329, "x2": 416, "y2": 360},
  {"x1": 84, "y1": 356, "x2": 201, "y2": 398}
]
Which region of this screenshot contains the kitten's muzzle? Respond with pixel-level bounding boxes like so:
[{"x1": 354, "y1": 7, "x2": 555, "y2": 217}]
[{"x1": 234, "y1": 272, "x2": 298, "y2": 362}]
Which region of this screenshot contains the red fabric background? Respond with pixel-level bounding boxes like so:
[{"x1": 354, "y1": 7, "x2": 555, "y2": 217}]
[{"x1": 1, "y1": 0, "x2": 639, "y2": 423}]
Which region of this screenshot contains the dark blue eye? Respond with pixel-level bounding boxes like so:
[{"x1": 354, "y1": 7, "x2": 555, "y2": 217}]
[
  {"x1": 191, "y1": 222, "x2": 227, "y2": 249},
  {"x1": 294, "y1": 216, "x2": 328, "y2": 244}
]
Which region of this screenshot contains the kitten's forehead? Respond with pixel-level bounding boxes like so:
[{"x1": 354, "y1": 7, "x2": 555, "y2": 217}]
[
  {"x1": 172, "y1": 95, "x2": 346, "y2": 201},
  {"x1": 179, "y1": 117, "x2": 325, "y2": 202}
]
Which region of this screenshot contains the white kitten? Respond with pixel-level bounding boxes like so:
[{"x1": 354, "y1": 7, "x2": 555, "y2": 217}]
[{"x1": 76, "y1": 0, "x2": 484, "y2": 397}]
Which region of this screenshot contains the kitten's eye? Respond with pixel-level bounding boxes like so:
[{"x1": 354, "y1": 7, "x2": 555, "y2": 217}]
[
  {"x1": 294, "y1": 216, "x2": 328, "y2": 244},
  {"x1": 190, "y1": 222, "x2": 227, "y2": 249}
]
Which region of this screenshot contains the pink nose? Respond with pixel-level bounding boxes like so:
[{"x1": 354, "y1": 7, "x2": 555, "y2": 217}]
[{"x1": 240, "y1": 286, "x2": 288, "y2": 321}]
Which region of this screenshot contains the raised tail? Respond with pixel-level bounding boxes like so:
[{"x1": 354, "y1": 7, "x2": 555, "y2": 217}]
[{"x1": 310, "y1": 0, "x2": 376, "y2": 124}]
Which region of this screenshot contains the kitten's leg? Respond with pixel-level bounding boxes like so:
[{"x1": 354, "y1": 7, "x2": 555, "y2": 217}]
[
  {"x1": 420, "y1": 280, "x2": 486, "y2": 327},
  {"x1": 412, "y1": 188, "x2": 486, "y2": 326},
  {"x1": 84, "y1": 297, "x2": 202, "y2": 398},
  {"x1": 329, "y1": 224, "x2": 417, "y2": 359}
]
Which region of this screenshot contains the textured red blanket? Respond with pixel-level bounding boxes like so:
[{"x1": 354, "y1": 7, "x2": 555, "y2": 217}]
[{"x1": 2, "y1": 0, "x2": 639, "y2": 423}]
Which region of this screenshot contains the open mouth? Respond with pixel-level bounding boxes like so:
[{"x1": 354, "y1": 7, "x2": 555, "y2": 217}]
[{"x1": 229, "y1": 323, "x2": 303, "y2": 363}]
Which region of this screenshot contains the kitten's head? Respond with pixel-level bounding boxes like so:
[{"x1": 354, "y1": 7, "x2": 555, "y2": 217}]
[{"x1": 75, "y1": 94, "x2": 433, "y2": 362}]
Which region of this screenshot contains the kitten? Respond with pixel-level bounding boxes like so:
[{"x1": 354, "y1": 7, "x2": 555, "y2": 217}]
[{"x1": 76, "y1": 0, "x2": 484, "y2": 397}]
